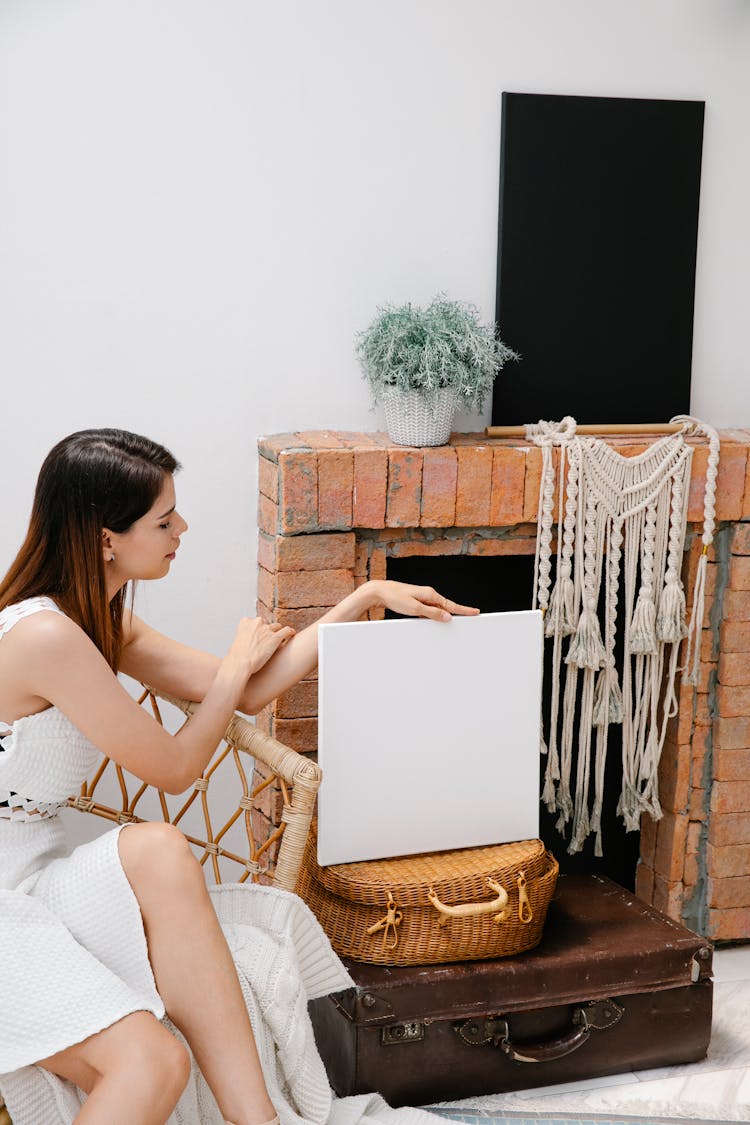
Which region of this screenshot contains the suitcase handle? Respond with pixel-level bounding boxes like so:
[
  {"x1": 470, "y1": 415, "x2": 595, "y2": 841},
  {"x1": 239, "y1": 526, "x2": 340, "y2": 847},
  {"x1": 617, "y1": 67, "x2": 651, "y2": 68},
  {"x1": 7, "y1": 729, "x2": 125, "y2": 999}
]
[
  {"x1": 458, "y1": 1003, "x2": 614, "y2": 1062},
  {"x1": 498, "y1": 1009, "x2": 590, "y2": 1062},
  {"x1": 428, "y1": 879, "x2": 510, "y2": 927},
  {"x1": 458, "y1": 1003, "x2": 629, "y2": 1062}
]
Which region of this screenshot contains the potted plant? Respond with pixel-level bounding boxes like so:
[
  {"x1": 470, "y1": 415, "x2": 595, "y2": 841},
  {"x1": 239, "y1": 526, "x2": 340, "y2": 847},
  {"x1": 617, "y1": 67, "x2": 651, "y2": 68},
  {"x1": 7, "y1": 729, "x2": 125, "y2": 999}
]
[{"x1": 355, "y1": 295, "x2": 519, "y2": 446}]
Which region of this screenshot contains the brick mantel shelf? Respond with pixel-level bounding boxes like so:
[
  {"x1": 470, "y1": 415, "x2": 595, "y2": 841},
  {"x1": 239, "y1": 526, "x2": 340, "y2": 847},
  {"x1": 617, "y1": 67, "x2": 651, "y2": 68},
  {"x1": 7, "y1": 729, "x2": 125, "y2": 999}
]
[{"x1": 255, "y1": 430, "x2": 750, "y2": 942}]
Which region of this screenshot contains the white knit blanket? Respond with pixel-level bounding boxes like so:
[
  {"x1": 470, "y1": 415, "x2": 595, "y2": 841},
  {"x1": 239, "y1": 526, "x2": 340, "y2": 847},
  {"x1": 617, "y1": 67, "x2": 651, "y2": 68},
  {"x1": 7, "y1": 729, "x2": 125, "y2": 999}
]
[{"x1": 2, "y1": 883, "x2": 436, "y2": 1125}]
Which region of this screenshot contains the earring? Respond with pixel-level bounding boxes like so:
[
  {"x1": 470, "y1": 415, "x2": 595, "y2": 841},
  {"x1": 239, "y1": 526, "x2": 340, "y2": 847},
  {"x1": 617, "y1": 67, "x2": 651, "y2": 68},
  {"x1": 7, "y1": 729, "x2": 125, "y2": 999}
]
[{"x1": 108, "y1": 553, "x2": 116, "y2": 563}]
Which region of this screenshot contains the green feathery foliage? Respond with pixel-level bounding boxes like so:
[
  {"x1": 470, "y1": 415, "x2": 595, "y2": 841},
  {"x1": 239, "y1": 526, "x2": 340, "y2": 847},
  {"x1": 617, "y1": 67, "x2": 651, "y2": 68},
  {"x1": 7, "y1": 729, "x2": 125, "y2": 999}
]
[{"x1": 356, "y1": 295, "x2": 519, "y2": 412}]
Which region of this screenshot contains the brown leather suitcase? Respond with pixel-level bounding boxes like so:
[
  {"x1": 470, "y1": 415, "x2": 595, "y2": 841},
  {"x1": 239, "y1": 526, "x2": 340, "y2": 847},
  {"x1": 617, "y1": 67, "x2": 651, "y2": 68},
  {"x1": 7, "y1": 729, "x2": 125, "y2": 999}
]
[{"x1": 308, "y1": 875, "x2": 713, "y2": 1106}]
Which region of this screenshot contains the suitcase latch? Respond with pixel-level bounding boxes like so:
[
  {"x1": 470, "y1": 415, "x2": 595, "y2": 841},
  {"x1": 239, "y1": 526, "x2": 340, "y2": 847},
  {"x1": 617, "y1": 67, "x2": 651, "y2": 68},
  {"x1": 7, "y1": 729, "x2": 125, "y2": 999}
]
[
  {"x1": 380, "y1": 1021, "x2": 425, "y2": 1045},
  {"x1": 456, "y1": 1017, "x2": 510, "y2": 1049},
  {"x1": 584, "y1": 998, "x2": 624, "y2": 1030}
]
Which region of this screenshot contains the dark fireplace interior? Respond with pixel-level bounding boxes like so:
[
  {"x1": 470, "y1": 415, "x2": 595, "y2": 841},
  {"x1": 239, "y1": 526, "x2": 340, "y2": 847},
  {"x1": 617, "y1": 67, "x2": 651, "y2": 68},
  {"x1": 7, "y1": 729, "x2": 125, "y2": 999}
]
[{"x1": 386, "y1": 554, "x2": 640, "y2": 890}]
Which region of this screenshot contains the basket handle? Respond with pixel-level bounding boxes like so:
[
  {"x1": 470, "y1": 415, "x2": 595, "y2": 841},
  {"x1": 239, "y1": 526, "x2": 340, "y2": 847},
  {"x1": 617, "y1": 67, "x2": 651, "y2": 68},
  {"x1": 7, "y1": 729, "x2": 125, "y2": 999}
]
[{"x1": 428, "y1": 879, "x2": 510, "y2": 927}]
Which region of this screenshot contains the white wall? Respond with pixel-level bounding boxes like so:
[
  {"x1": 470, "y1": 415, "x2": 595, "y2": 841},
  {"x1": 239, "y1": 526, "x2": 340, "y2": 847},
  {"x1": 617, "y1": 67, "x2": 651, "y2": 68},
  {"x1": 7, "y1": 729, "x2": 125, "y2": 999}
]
[{"x1": 2, "y1": 0, "x2": 749, "y2": 663}]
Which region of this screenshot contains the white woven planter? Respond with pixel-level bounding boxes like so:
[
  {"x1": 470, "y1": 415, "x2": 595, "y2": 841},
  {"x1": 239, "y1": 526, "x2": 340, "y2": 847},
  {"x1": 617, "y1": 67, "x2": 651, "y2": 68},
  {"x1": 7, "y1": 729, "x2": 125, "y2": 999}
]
[{"x1": 380, "y1": 387, "x2": 458, "y2": 447}]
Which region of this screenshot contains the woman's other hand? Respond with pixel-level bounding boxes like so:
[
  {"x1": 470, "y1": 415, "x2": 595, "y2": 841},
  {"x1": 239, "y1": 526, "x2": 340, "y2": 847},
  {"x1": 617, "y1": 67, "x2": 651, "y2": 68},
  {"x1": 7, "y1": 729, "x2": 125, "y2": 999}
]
[
  {"x1": 227, "y1": 617, "x2": 295, "y2": 675},
  {"x1": 367, "y1": 580, "x2": 480, "y2": 623}
]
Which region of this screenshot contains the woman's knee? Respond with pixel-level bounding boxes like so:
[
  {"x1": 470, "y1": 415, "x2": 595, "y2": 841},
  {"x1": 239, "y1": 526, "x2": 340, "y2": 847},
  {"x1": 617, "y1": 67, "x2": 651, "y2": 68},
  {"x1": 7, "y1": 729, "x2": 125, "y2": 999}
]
[
  {"x1": 111, "y1": 1015, "x2": 191, "y2": 1098},
  {"x1": 118, "y1": 822, "x2": 201, "y2": 891},
  {"x1": 130, "y1": 1020, "x2": 192, "y2": 1101},
  {"x1": 39, "y1": 1012, "x2": 191, "y2": 1103}
]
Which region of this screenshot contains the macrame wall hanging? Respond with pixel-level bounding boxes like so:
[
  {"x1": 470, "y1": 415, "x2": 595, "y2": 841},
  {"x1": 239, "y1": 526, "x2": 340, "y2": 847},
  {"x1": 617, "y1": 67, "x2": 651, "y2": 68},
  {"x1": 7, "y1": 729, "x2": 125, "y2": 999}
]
[{"x1": 527, "y1": 416, "x2": 720, "y2": 857}]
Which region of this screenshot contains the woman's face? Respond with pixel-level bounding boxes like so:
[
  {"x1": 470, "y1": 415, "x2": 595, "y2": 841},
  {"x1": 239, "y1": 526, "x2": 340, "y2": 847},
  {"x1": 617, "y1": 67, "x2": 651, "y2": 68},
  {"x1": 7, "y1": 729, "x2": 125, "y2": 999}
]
[{"x1": 103, "y1": 474, "x2": 188, "y2": 582}]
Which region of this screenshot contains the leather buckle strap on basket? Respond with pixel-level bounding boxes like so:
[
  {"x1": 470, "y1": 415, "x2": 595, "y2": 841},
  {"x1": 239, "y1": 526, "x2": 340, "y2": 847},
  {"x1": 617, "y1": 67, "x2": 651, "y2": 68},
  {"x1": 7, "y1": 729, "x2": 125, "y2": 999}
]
[{"x1": 297, "y1": 825, "x2": 559, "y2": 966}]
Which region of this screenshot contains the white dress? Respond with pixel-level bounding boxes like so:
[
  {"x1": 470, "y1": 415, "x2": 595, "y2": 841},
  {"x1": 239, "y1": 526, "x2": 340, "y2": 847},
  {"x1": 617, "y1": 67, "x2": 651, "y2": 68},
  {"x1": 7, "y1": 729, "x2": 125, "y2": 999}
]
[{"x1": 0, "y1": 598, "x2": 435, "y2": 1125}]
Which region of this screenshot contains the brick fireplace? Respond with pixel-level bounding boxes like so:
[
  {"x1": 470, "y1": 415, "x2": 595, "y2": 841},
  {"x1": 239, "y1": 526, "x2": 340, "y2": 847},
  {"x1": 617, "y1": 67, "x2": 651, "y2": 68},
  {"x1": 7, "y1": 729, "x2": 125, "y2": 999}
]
[{"x1": 255, "y1": 429, "x2": 750, "y2": 942}]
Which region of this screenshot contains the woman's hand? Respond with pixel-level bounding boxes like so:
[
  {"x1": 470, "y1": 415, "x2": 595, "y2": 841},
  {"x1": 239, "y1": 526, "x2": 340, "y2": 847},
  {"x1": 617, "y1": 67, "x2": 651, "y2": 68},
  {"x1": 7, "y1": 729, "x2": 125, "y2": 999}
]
[
  {"x1": 367, "y1": 580, "x2": 480, "y2": 622},
  {"x1": 226, "y1": 617, "x2": 296, "y2": 676}
]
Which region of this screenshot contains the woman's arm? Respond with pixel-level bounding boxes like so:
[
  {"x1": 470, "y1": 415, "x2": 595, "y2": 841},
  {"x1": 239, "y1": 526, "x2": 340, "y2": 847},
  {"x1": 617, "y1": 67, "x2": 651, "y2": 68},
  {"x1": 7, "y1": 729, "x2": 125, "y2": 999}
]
[
  {"x1": 120, "y1": 581, "x2": 477, "y2": 716},
  {"x1": 11, "y1": 611, "x2": 293, "y2": 794},
  {"x1": 237, "y1": 580, "x2": 478, "y2": 713}
]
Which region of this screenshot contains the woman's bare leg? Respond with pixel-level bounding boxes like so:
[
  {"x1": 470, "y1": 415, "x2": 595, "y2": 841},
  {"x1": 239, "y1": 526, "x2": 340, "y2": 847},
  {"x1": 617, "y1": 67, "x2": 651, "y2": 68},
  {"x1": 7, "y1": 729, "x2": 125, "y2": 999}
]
[
  {"x1": 117, "y1": 823, "x2": 276, "y2": 1125},
  {"x1": 38, "y1": 1011, "x2": 191, "y2": 1124}
]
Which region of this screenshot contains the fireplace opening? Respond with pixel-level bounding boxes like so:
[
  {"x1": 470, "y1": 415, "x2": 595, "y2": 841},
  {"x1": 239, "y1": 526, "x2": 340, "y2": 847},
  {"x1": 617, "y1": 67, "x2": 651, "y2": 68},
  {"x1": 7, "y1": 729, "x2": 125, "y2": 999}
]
[{"x1": 386, "y1": 553, "x2": 640, "y2": 890}]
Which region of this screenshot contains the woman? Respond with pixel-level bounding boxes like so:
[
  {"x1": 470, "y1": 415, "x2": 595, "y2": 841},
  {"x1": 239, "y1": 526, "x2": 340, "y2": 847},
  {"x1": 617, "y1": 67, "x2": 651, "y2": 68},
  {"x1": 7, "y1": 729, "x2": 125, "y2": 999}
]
[{"x1": 0, "y1": 428, "x2": 477, "y2": 1125}]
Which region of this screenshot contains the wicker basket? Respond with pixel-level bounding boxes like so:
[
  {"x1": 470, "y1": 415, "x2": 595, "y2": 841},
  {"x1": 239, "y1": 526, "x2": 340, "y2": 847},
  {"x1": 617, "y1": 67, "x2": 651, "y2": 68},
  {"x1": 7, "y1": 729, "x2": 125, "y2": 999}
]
[
  {"x1": 297, "y1": 825, "x2": 559, "y2": 966},
  {"x1": 380, "y1": 386, "x2": 457, "y2": 446}
]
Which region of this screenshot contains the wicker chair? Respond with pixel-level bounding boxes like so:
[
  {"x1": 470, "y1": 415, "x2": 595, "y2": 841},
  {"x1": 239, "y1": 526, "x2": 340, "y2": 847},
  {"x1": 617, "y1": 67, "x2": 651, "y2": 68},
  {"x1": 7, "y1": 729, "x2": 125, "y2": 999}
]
[
  {"x1": 0, "y1": 689, "x2": 321, "y2": 1123},
  {"x1": 65, "y1": 687, "x2": 322, "y2": 891}
]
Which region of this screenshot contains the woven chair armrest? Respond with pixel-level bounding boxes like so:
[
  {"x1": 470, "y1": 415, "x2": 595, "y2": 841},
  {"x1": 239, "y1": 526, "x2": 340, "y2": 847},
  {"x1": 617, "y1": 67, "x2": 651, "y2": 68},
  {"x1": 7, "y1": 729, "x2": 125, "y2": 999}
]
[{"x1": 144, "y1": 686, "x2": 321, "y2": 892}]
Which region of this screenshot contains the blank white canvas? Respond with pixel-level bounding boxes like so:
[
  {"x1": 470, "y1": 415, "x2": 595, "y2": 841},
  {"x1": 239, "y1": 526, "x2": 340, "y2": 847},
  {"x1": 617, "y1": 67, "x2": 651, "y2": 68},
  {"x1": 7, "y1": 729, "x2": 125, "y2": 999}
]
[{"x1": 317, "y1": 610, "x2": 543, "y2": 866}]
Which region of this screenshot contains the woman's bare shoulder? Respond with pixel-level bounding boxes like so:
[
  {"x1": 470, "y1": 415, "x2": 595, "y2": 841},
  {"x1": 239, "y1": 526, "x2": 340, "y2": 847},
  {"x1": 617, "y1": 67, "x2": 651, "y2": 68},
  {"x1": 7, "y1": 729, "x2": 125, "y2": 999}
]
[
  {"x1": 3, "y1": 607, "x2": 90, "y2": 658},
  {"x1": 0, "y1": 608, "x2": 99, "y2": 719}
]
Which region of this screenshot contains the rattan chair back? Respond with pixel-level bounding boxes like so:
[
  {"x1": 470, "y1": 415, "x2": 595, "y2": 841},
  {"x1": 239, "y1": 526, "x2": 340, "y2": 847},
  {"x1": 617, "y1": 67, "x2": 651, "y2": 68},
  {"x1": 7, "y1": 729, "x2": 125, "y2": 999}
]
[{"x1": 67, "y1": 687, "x2": 321, "y2": 892}]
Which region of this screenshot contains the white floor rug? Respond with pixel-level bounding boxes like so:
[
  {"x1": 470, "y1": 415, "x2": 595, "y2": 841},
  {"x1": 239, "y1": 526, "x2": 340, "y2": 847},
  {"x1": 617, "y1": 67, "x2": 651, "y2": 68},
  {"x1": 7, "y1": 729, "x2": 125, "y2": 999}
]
[{"x1": 431, "y1": 979, "x2": 750, "y2": 1123}]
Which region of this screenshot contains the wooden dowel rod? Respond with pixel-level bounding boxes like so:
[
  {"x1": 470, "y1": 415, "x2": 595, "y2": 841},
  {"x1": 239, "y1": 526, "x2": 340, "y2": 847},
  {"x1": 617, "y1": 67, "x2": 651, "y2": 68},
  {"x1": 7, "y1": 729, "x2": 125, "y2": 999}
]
[{"x1": 485, "y1": 423, "x2": 685, "y2": 438}]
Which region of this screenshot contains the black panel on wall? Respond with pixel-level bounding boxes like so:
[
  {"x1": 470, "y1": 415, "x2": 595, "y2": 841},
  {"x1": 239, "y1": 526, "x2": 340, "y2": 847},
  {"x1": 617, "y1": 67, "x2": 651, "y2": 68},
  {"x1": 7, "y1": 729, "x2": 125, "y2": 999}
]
[{"x1": 492, "y1": 93, "x2": 705, "y2": 426}]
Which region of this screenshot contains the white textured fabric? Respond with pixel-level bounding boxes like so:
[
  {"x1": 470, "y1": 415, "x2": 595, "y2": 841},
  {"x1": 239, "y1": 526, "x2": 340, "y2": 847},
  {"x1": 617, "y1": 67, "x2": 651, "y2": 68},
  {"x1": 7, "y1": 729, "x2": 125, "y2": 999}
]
[
  {"x1": 0, "y1": 598, "x2": 436, "y2": 1125},
  {"x1": 0, "y1": 844, "x2": 435, "y2": 1125},
  {"x1": 0, "y1": 599, "x2": 167, "y2": 1092},
  {"x1": 0, "y1": 596, "x2": 66, "y2": 639},
  {"x1": 0, "y1": 598, "x2": 101, "y2": 822},
  {"x1": 0, "y1": 820, "x2": 166, "y2": 1073}
]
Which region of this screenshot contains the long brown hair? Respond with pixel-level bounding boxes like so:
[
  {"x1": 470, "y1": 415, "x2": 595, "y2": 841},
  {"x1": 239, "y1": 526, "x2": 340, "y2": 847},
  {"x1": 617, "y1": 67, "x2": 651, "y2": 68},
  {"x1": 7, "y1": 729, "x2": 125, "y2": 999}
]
[{"x1": 0, "y1": 429, "x2": 180, "y2": 670}]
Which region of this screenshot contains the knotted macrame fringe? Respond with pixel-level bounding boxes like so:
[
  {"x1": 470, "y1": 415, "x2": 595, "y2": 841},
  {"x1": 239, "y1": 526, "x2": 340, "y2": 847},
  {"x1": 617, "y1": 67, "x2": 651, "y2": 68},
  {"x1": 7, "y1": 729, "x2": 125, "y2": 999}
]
[
  {"x1": 684, "y1": 553, "x2": 708, "y2": 685},
  {"x1": 546, "y1": 571, "x2": 576, "y2": 637},
  {"x1": 566, "y1": 605, "x2": 607, "y2": 670},
  {"x1": 528, "y1": 416, "x2": 720, "y2": 856},
  {"x1": 593, "y1": 665, "x2": 623, "y2": 726},
  {"x1": 676, "y1": 417, "x2": 720, "y2": 686},
  {"x1": 656, "y1": 578, "x2": 687, "y2": 644},
  {"x1": 629, "y1": 593, "x2": 657, "y2": 655}
]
